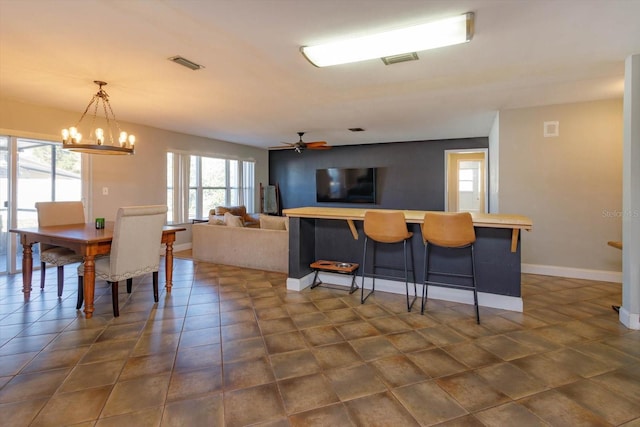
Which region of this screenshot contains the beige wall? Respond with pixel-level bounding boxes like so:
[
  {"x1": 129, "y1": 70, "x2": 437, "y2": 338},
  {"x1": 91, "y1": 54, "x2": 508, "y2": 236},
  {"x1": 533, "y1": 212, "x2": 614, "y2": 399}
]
[
  {"x1": 499, "y1": 99, "x2": 623, "y2": 273},
  {"x1": 0, "y1": 98, "x2": 269, "y2": 246}
]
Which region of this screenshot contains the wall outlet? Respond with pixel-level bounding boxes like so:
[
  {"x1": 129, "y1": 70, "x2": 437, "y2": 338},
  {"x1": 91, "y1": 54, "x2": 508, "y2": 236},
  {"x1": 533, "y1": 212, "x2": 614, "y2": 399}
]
[
  {"x1": 102, "y1": 187, "x2": 109, "y2": 195},
  {"x1": 544, "y1": 121, "x2": 559, "y2": 137}
]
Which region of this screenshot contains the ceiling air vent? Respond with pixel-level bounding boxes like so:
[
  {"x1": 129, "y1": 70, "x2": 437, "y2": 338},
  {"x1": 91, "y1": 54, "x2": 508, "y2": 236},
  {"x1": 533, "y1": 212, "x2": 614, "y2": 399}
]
[
  {"x1": 168, "y1": 56, "x2": 204, "y2": 70},
  {"x1": 381, "y1": 52, "x2": 419, "y2": 65},
  {"x1": 349, "y1": 128, "x2": 365, "y2": 132}
]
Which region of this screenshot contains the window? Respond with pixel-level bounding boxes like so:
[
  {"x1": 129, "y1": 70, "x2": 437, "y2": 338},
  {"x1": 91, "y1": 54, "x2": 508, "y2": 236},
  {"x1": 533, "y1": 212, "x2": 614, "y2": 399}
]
[{"x1": 167, "y1": 151, "x2": 255, "y2": 223}]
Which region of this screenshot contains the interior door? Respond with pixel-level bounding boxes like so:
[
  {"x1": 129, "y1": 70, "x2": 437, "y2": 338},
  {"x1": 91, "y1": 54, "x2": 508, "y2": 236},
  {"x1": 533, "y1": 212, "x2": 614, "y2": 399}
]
[{"x1": 446, "y1": 150, "x2": 487, "y2": 213}]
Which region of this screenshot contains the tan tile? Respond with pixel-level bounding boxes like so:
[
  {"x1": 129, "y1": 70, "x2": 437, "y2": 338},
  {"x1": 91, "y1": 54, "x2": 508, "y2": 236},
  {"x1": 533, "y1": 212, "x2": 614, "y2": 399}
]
[
  {"x1": 370, "y1": 354, "x2": 429, "y2": 388},
  {"x1": 475, "y1": 362, "x2": 547, "y2": 399},
  {"x1": 474, "y1": 402, "x2": 547, "y2": 427},
  {"x1": 119, "y1": 351, "x2": 176, "y2": 381},
  {"x1": 222, "y1": 337, "x2": 267, "y2": 363},
  {"x1": 264, "y1": 331, "x2": 307, "y2": 354},
  {"x1": 475, "y1": 335, "x2": 539, "y2": 361},
  {"x1": 174, "y1": 344, "x2": 221, "y2": 372},
  {"x1": 255, "y1": 306, "x2": 289, "y2": 320},
  {"x1": 101, "y1": 373, "x2": 171, "y2": 418},
  {"x1": 336, "y1": 321, "x2": 380, "y2": 340},
  {"x1": 542, "y1": 348, "x2": 613, "y2": 378},
  {"x1": 386, "y1": 330, "x2": 435, "y2": 353},
  {"x1": 503, "y1": 329, "x2": 561, "y2": 353},
  {"x1": 443, "y1": 341, "x2": 502, "y2": 368},
  {"x1": 270, "y1": 349, "x2": 321, "y2": 380},
  {"x1": 511, "y1": 354, "x2": 582, "y2": 387},
  {"x1": 0, "y1": 368, "x2": 71, "y2": 403},
  {"x1": 162, "y1": 393, "x2": 224, "y2": 426},
  {"x1": 326, "y1": 363, "x2": 387, "y2": 401},
  {"x1": 278, "y1": 373, "x2": 339, "y2": 414},
  {"x1": 559, "y1": 378, "x2": 640, "y2": 425},
  {"x1": 167, "y1": 365, "x2": 223, "y2": 401},
  {"x1": 0, "y1": 351, "x2": 38, "y2": 376},
  {"x1": 368, "y1": 316, "x2": 412, "y2": 334},
  {"x1": 258, "y1": 317, "x2": 297, "y2": 335},
  {"x1": 182, "y1": 315, "x2": 221, "y2": 332},
  {"x1": 353, "y1": 304, "x2": 392, "y2": 319},
  {"x1": 0, "y1": 397, "x2": 48, "y2": 427},
  {"x1": 224, "y1": 383, "x2": 285, "y2": 427},
  {"x1": 178, "y1": 327, "x2": 220, "y2": 348},
  {"x1": 223, "y1": 356, "x2": 275, "y2": 390},
  {"x1": 312, "y1": 342, "x2": 362, "y2": 370},
  {"x1": 324, "y1": 308, "x2": 362, "y2": 325},
  {"x1": 79, "y1": 339, "x2": 138, "y2": 364},
  {"x1": 289, "y1": 403, "x2": 355, "y2": 427},
  {"x1": 408, "y1": 348, "x2": 466, "y2": 378},
  {"x1": 344, "y1": 391, "x2": 419, "y2": 426},
  {"x1": 432, "y1": 414, "x2": 484, "y2": 426},
  {"x1": 417, "y1": 325, "x2": 467, "y2": 346},
  {"x1": 393, "y1": 380, "x2": 466, "y2": 425},
  {"x1": 220, "y1": 308, "x2": 256, "y2": 326},
  {"x1": 59, "y1": 359, "x2": 125, "y2": 392},
  {"x1": 30, "y1": 385, "x2": 111, "y2": 426},
  {"x1": 590, "y1": 369, "x2": 640, "y2": 403},
  {"x1": 313, "y1": 297, "x2": 349, "y2": 311},
  {"x1": 350, "y1": 335, "x2": 400, "y2": 361},
  {"x1": 220, "y1": 321, "x2": 261, "y2": 342},
  {"x1": 436, "y1": 371, "x2": 510, "y2": 412},
  {"x1": 301, "y1": 325, "x2": 345, "y2": 347},
  {"x1": 131, "y1": 332, "x2": 180, "y2": 357},
  {"x1": 95, "y1": 407, "x2": 162, "y2": 427},
  {"x1": 291, "y1": 311, "x2": 331, "y2": 329},
  {"x1": 96, "y1": 321, "x2": 146, "y2": 342},
  {"x1": 520, "y1": 389, "x2": 610, "y2": 426}
]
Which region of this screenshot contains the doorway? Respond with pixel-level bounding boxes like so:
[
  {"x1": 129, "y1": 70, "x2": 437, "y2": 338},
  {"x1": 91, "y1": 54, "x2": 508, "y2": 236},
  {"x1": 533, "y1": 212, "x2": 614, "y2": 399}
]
[{"x1": 445, "y1": 149, "x2": 488, "y2": 213}]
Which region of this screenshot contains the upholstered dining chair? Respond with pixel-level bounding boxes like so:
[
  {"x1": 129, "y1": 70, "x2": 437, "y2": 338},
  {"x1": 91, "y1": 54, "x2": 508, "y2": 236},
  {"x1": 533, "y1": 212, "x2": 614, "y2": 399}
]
[
  {"x1": 76, "y1": 205, "x2": 168, "y2": 317},
  {"x1": 35, "y1": 201, "x2": 85, "y2": 297}
]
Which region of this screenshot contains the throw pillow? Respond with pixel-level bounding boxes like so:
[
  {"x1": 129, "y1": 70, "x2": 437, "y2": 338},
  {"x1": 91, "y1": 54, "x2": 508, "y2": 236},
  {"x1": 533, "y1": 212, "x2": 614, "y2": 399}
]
[
  {"x1": 224, "y1": 212, "x2": 244, "y2": 227},
  {"x1": 216, "y1": 205, "x2": 247, "y2": 217},
  {"x1": 259, "y1": 214, "x2": 288, "y2": 231}
]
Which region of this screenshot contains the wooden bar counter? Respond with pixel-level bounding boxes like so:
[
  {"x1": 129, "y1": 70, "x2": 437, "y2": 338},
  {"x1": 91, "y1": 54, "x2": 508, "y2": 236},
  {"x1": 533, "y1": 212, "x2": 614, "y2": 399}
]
[{"x1": 283, "y1": 207, "x2": 533, "y2": 312}]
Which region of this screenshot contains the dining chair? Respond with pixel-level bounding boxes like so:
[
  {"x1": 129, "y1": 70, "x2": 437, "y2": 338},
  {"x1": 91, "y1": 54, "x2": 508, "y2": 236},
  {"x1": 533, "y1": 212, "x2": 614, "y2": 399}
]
[
  {"x1": 76, "y1": 205, "x2": 168, "y2": 317},
  {"x1": 420, "y1": 211, "x2": 480, "y2": 323},
  {"x1": 35, "y1": 201, "x2": 85, "y2": 297},
  {"x1": 360, "y1": 210, "x2": 417, "y2": 311}
]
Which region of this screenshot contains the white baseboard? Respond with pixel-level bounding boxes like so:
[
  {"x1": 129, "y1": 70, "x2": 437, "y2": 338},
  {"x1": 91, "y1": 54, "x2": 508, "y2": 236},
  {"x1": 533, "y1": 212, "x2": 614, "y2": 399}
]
[
  {"x1": 619, "y1": 307, "x2": 640, "y2": 330},
  {"x1": 522, "y1": 263, "x2": 622, "y2": 283},
  {"x1": 288, "y1": 271, "x2": 523, "y2": 312}
]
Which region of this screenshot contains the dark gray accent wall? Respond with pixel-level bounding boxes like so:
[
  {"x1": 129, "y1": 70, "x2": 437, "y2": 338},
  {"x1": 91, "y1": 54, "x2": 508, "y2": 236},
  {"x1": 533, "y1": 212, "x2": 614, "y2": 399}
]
[{"x1": 269, "y1": 137, "x2": 488, "y2": 211}]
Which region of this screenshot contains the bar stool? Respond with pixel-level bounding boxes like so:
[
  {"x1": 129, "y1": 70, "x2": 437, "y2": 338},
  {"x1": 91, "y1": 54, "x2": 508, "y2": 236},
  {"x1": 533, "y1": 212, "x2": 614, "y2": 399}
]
[
  {"x1": 360, "y1": 211, "x2": 417, "y2": 311},
  {"x1": 421, "y1": 212, "x2": 479, "y2": 323}
]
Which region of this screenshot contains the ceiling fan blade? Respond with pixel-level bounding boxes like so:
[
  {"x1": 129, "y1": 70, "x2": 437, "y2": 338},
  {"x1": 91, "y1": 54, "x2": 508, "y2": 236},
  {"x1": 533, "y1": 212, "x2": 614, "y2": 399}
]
[
  {"x1": 308, "y1": 145, "x2": 332, "y2": 150},
  {"x1": 305, "y1": 141, "x2": 328, "y2": 147},
  {"x1": 268, "y1": 145, "x2": 295, "y2": 149},
  {"x1": 269, "y1": 142, "x2": 296, "y2": 148}
]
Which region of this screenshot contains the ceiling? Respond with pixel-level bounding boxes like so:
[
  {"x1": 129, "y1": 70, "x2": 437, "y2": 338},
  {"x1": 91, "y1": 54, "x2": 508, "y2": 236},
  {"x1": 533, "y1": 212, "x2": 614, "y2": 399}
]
[{"x1": 1, "y1": 0, "x2": 640, "y2": 149}]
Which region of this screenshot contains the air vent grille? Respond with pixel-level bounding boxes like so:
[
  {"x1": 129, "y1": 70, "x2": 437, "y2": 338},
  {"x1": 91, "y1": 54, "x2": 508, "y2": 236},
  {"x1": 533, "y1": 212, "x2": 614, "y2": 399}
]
[
  {"x1": 381, "y1": 52, "x2": 419, "y2": 65},
  {"x1": 168, "y1": 56, "x2": 204, "y2": 70}
]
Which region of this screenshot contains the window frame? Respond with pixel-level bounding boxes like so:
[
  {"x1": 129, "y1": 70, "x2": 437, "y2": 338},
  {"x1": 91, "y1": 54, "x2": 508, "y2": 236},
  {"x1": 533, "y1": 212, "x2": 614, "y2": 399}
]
[{"x1": 167, "y1": 150, "x2": 255, "y2": 224}]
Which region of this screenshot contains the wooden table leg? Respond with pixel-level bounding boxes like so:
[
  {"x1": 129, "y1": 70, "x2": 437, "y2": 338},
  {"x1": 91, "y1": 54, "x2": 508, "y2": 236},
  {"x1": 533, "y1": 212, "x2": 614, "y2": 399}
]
[
  {"x1": 20, "y1": 240, "x2": 33, "y2": 299},
  {"x1": 82, "y1": 256, "x2": 96, "y2": 319},
  {"x1": 164, "y1": 237, "x2": 175, "y2": 293}
]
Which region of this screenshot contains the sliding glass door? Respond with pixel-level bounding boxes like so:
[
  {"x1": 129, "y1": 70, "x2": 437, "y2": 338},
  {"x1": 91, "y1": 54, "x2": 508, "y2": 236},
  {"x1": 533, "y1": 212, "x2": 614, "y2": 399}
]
[{"x1": 0, "y1": 136, "x2": 82, "y2": 274}]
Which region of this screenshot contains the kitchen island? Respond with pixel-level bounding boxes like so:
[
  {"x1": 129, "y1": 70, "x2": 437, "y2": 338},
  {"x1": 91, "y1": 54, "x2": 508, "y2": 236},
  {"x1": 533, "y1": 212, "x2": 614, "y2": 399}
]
[{"x1": 283, "y1": 207, "x2": 533, "y2": 312}]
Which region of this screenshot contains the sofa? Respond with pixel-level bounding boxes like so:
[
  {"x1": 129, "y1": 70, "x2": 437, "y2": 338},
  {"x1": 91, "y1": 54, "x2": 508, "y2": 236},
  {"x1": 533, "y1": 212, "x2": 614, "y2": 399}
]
[
  {"x1": 192, "y1": 213, "x2": 289, "y2": 273},
  {"x1": 208, "y1": 205, "x2": 260, "y2": 228}
]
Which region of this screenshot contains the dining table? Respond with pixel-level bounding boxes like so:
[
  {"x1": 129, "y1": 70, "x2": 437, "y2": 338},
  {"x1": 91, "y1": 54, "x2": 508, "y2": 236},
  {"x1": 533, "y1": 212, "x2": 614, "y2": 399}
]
[{"x1": 10, "y1": 222, "x2": 186, "y2": 318}]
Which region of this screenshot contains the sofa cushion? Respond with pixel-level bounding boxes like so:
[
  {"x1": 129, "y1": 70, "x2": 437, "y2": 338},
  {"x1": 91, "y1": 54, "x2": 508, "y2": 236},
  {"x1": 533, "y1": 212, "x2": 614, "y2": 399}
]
[
  {"x1": 260, "y1": 214, "x2": 288, "y2": 231},
  {"x1": 215, "y1": 205, "x2": 247, "y2": 217},
  {"x1": 224, "y1": 212, "x2": 244, "y2": 227}
]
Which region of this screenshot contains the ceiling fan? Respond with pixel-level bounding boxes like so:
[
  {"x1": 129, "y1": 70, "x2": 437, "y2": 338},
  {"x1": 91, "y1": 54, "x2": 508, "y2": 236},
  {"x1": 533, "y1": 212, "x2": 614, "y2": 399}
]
[{"x1": 270, "y1": 132, "x2": 331, "y2": 153}]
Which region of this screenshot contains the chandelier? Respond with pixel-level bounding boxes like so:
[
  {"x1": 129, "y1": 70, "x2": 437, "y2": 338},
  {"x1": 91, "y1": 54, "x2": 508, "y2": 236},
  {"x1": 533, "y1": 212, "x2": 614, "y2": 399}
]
[{"x1": 62, "y1": 80, "x2": 135, "y2": 155}]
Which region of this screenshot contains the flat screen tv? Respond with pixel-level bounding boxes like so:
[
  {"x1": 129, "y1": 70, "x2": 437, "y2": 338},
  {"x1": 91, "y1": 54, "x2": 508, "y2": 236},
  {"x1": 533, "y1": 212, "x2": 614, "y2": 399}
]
[{"x1": 316, "y1": 167, "x2": 376, "y2": 203}]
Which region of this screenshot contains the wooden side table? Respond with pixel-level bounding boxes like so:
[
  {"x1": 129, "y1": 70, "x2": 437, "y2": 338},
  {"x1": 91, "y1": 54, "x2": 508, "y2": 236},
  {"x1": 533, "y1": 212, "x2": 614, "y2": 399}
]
[{"x1": 310, "y1": 260, "x2": 359, "y2": 294}]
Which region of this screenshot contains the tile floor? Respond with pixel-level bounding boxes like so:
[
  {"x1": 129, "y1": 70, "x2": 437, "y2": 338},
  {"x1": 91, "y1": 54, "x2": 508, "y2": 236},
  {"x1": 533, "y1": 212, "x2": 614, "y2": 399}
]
[{"x1": 0, "y1": 257, "x2": 639, "y2": 426}]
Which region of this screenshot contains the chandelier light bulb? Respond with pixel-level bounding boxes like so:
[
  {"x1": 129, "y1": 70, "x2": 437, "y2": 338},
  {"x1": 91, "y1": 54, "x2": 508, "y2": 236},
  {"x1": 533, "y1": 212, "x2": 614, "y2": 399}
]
[
  {"x1": 128, "y1": 135, "x2": 136, "y2": 146},
  {"x1": 95, "y1": 128, "x2": 104, "y2": 145},
  {"x1": 62, "y1": 129, "x2": 69, "y2": 142}
]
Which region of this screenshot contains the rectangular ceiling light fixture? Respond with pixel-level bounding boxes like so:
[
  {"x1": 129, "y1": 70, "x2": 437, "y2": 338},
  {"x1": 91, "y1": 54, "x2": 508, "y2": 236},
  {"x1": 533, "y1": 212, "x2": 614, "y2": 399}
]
[{"x1": 300, "y1": 12, "x2": 474, "y2": 67}]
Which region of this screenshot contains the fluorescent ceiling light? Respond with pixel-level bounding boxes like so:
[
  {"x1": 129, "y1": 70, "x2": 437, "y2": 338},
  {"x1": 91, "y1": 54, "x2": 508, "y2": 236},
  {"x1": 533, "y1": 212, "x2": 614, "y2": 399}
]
[{"x1": 301, "y1": 12, "x2": 474, "y2": 67}]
